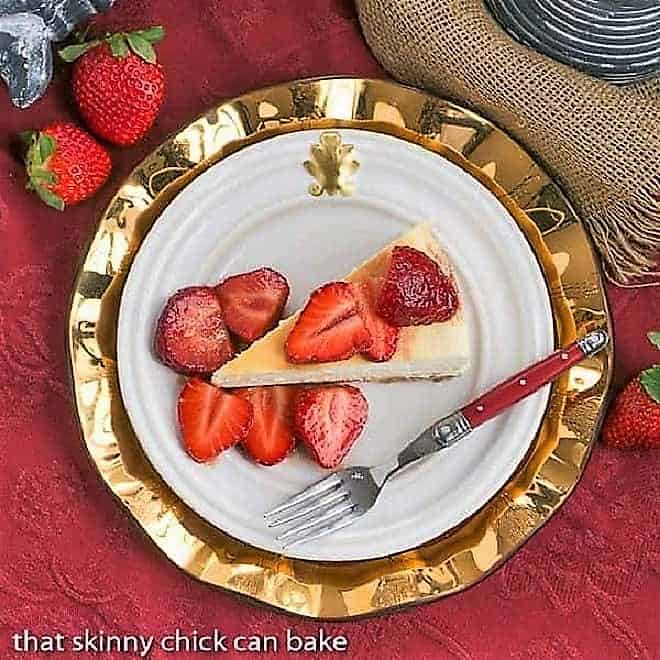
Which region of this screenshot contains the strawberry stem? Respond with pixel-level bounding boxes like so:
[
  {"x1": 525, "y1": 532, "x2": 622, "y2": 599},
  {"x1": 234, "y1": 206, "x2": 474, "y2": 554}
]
[
  {"x1": 58, "y1": 26, "x2": 165, "y2": 63},
  {"x1": 648, "y1": 331, "x2": 660, "y2": 350},
  {"x1": 58, "y1": 40, "x2": 101, "y2": 62},
  {"x1": 21, "y1": 131, "x2": 64, "y2": 212},
  {"x1": 109, "y1": 33, "x2": 129, "y2": 58},
  {"x1": 126, "y1": 32, "x2": 156, "y2": 63},
  {"x1": 640, "y1": 365, "x2": 660, "y2": 403}
]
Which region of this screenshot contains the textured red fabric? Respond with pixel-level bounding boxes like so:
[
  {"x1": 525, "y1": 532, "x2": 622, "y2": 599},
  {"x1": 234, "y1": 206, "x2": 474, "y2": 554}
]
[{"x1": 0, "y1": 1, "x2": 659, "y2": 658}]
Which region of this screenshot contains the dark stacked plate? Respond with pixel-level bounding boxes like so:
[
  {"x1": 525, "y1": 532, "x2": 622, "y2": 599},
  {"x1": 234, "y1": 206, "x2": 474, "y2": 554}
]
[{"x1": 486, "y1": 0, "x2": 660, "y2": 84}]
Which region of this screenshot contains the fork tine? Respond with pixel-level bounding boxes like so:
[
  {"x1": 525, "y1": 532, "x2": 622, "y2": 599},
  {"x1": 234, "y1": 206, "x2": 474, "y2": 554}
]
[
  {"x1": 276, "y1": 501, "x2": 356, "y2": 542},
  {"x1": 264, "y1": 473, "x2": 342, "y2": 519},
  {"x1": 282, "y1": 510, "x2": 363, "y2": 549},
  {"x1": 265, "y1": 488, "x2": 350, "y2": 528}
]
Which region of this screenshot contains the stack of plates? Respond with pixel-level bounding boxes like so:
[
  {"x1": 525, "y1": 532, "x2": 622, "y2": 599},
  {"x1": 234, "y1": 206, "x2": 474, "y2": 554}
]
[{"x1": 487, "y1": 0, "x2": 660, "y2": 84}]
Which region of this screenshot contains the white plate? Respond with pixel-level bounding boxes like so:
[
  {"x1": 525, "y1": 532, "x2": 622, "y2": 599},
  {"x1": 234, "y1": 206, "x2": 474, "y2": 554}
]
[{"x1": 117, "y1": 129, "x2": 553, "y2": 562}]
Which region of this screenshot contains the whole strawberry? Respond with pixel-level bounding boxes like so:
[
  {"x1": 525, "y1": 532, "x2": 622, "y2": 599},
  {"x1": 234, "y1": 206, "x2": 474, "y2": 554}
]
[
  {"x1": 602, "y1": 331, "x2": 660, "y2": 449},
  {"x1": 60, "y1": 27, "x2": 166, "y2": 146},
  {"x1": 20, "y1": 123, "x2": 111, "y2": 210}
]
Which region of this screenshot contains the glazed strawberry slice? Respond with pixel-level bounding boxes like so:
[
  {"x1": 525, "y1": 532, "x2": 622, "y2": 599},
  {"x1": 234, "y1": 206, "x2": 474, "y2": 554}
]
[
  {"x1": 377, "y1": 246, "x2": 459, "y2": 326},
  {"x1": 352, "y1": 279, "x2": 399, "y2": 362},
  {"x1": 236, "y1": 386, "x2": 298, "y2": 465},
  {"x1": 285, "y1": 282, "x2": 372, "y2": 363},
  {"x1": 216, "y1": 267, "x2": 289, "y2": 343},
  {"x1": 293, "y1": 385, "x2": 368, "y2": 469},
  {"x1": 177, "y1": 379, "x2": 253, "y2": 462},
  {"x1": 155, "y1": 286, "x2": 234, "y2": 375}
]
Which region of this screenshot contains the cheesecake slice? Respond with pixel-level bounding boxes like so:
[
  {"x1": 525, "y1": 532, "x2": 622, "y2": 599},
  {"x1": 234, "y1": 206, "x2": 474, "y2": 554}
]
[{"x1": 212, "y1": 223, "x2": 469, "y2": 387}]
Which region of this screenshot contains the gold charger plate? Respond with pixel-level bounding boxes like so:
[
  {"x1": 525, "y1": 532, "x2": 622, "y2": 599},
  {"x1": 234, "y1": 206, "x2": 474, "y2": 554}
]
[{"x1": 67, "y1": 77, "x2": 612, "y2": 619}]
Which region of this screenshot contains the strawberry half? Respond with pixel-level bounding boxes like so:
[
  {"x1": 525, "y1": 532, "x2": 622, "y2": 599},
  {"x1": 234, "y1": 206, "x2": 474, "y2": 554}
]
[
  {"x1": 155, "y1": 286, "x2": 233, "y2": 375},
  {"x1": 352, "y1": 279, "x2": 399, "y2": 362},
  {"x1": 20, "y1": 123, "x2": 111, "y2": 210},
  {"x1": 60, "y1": 27, "x2": 166, "y2": 146},
  {"x1": 294, "y1": 385, "x2": 368, "y2": 469},
  {"x1": 285, "y1": 282, "x2": 372, "y2": 363},
  {"x1": 178, "y1": 379, "x2": 253, "y2": 462},
  {"x1": 215, "y1": 268, "x2": 289, "y2": 343},
  {"x1": 236, "y1": 386, "x2": 298, "y2": 465},
  {"x1": 377, "y1": 246, "x2": 459, "y2": 326}
]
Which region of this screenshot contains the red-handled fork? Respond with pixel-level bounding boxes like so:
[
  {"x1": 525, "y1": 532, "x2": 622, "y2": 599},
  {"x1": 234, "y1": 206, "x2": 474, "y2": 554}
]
[{"x1": 265, "y1": 329, "x2": 609, "y2": 548}]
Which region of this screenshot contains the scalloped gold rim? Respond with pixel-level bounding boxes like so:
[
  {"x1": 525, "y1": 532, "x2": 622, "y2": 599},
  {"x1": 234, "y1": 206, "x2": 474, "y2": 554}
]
[{"x1": 67, "y1": 77, "x2": 612, "y2": 619}]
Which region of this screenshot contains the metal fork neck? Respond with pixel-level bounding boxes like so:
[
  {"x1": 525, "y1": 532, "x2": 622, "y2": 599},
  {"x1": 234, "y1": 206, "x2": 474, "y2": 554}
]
[{"x1": 374, "y1": 412, "x2": 473, "y2": 486}]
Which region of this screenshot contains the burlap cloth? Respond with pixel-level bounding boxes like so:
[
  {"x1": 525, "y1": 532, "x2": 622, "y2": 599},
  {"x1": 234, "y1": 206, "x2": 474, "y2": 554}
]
[{"x1": 357, "y1": 0, "x2": 660, "y2": 284}]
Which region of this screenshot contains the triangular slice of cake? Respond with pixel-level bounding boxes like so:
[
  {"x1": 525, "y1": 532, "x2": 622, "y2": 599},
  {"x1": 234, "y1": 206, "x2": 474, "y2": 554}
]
[{"x1": 212, "y1": 223, "x2": 469, "y2": 387}]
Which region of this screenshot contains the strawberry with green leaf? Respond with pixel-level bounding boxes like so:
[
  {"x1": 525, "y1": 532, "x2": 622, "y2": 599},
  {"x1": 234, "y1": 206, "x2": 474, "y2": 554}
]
[
  {"x1": 60, "y1": 26, "x2": 166, "y2": 146},
  {"x1": 602, "y1": 330, "x2": 660, "y2": 448},
  {"x1": 20, "y1": 123, "x2": 111, "y2": 210}
]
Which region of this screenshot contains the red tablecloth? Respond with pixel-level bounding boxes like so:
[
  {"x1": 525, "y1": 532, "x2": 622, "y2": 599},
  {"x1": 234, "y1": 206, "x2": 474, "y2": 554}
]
[{"x1": 0, "y1": 1, "x2": 658, "y2": 658}]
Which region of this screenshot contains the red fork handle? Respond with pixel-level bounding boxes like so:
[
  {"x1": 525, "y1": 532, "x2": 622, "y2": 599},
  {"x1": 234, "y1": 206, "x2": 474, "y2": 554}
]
[{"x1": 461, "y1": 330, "x2": 608, "y2": 428}]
